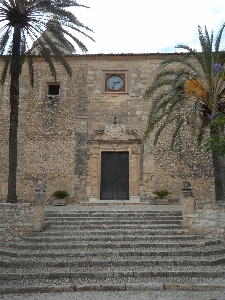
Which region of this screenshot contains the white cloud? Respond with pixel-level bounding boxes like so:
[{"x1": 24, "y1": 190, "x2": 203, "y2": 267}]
[{"x1": 73, "y1": 0, "x2": 225, "y2": 54}]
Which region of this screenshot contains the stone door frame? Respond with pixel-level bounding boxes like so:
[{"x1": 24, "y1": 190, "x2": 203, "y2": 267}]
[{"x1": 87, "y1": 125, "x2": 141, "y2": 203}]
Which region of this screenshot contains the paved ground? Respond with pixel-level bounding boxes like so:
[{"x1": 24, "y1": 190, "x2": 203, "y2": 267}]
[{"x1": 2, "y1": 291, "x2": 225, "y2": 300}]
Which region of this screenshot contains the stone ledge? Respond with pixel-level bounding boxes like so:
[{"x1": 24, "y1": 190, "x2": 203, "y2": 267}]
[
  {"x1": 164, "y1": 283, "x2": 225, "y2": 291},
  {"x1": 1, "y1": 282, "x2": 225, "y2": 295},
  {"x1": 88, "y1": 197, "x2": 141, "y2": 204}
]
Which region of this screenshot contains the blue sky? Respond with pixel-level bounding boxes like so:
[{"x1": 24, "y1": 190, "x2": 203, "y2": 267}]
[{"x1": 73, "y1": 0, "x2": 225, "y2": 54}]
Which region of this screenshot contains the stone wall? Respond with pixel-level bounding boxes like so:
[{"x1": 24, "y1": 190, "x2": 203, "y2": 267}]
[
  {"x1": 182, "y1": 182, "x2": 225, "y2": 239},
  {"x1": 0, "y1": 203, "x2": 44, "y2": 243},
  {"x1": 183, "y1": 200, "x2": 225, "y2": 240},
  {"x1": 0, "y1": 56, "x2": 78, "y2": 202},
  {"x1": 0, "y1": 54, "x2": 215, "y2": 202}
]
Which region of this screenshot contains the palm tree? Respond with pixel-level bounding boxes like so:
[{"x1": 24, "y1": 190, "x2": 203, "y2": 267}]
[
  {"x1": 0, "y1": 0, "x2": 94, "y2": 203},
  {"x1": 144, "y1": 24, "x2": 225, "y2": 201}
]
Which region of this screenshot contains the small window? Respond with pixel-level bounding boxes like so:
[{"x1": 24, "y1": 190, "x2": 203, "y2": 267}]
[{"x1": 47, "y1": 83, "x2": 60, "y2": 95}]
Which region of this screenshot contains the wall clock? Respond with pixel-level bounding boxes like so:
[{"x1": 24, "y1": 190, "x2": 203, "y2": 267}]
[{"x1": 105, "y1": 74, "x2": 125, "y2": 92}]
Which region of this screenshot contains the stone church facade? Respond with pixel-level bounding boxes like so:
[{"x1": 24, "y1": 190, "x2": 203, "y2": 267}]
[{"x1": 0, "y1": 53, "x2": 215, "y2": 203}]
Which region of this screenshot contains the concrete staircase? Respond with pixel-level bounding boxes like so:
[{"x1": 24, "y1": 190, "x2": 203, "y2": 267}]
[{"x1": 1, "y1": 204, "x2": 225, "y2": 294}]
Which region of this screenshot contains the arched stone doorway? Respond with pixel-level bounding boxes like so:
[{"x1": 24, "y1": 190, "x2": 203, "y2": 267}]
[{"x1": 87, "y1": 124, "x2": 142, "y2": 203}]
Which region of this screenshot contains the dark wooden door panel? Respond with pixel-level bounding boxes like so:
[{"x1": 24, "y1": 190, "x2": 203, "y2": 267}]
[{"x1": 100, "y1": 152, "x2": 129, "y2": 200}]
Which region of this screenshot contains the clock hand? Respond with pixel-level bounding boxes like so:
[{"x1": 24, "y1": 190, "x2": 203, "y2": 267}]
[{"x1": 112, "y1": 81, "x2": 120, "y2": 88}]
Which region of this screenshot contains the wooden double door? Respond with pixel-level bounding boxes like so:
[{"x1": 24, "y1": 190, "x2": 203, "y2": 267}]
[{"x1": 100, "y1": 151, "x2": 129, "y2": 200}]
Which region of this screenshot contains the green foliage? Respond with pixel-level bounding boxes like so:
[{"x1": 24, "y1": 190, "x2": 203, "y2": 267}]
[
  {"x1": 203, "y1": 135, "x2": 225, "y2": 157},
  {"x1": 52, "y1": 190, "x2": 69, "y2": 199},
  {"x1": 203, "y1": 115, "x2": 225, "y2": 157},
  {"x1": 211, "y1": 114, "x2": 225, "y2": 127},
  {"x1": 153, "y1": 190, "x2": 171, "y2": 199},
  {"x1": 143, "y1": 24, "x2": 225, "y2": 148},
  {"x1": 0, "y1": 0, "x2": 94, "y2": 85}
]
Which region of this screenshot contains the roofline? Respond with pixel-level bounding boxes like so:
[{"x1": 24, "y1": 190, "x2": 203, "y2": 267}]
[
  {"x1": 0, "y1": 52, "x2": 188, "y2": 60},
  {"x1": 62, "y1": 52, "x2": 187, "y2": 57}
]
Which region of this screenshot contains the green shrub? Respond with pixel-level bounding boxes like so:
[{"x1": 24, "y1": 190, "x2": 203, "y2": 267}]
[
  {"x1": 52, "y1": 190, "x2": 69, "y2": 199},
  {"x1": 153, "y1": 190, "x2": 171, "y2": 199}
]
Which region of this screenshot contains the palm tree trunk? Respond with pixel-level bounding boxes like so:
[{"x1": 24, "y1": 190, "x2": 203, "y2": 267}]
[
  {"x1": 221, "y1": 156, "x2": 225, "y2": 200},
  {"x1": 7, "y1": 24, "x2": 21, "y2": 203},
  {"x1": 211, "y1": 149, "x2": 224, "y2": 201},
  {"x1": 211, "y1": 125, "x2": 225, "y2": 201}
]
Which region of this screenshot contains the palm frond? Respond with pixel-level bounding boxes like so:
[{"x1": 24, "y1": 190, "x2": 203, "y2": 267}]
[
  {"x1": 170, "y1": 118, "x2": 185, "y2": 149},
  {"x1": 189, "y1": 100, "x2": 201, "y2": 132},
  {"x1": 144, "y1": 24, "x2": 225, "y2": 150},
  {"x1": 0, "y1": 0, "x2": 94, "y2": 84},
  {"x1": 214, "y1": 23, "x2": 225, "y2": 55},
  {"x1": 175, "y1": 44, "x2": 197, "y2": 53},
  {"x1": 153, "y1": 116, "x2": 176, "y2": 146},
  {"x1": 144, "y1": 93, "x2": 185, "y2": 143},
  {"x1": 0, "y1": 27, "x2": 11, "y2": 54},
  {"x1": 26, "y1": 52, "x2": 34, "y2": 87},
  {"x1": 23, "y1": 33, "x2": 34, "y2": 87},
  {"x1": 144, "y1": 77, "x2": 175, "y2": 99},
  {"x1": 1, "y1": 54, "x2": 10, "y2": 84},
  {"x1": 18, "y1": 31, "x2": 27, "y2": 75},
  {"x1": 217, "y1": 51, "x2": 225, "y2": 66},
  {"x1": 64, "y1": 23, "x2": 95, "y2": 42},
  {"x1": 158, "y1": 54, "x2": 203, "y2": 81},
  {"x1": 41, "y1": 32, "x2": 72, "y2": 77},
  {"x1": 197, "y1": 118, "x2": 209, "y2": 145},
  {"x1": 35, "y1": 37, "x2": 57, "y2": 80}
]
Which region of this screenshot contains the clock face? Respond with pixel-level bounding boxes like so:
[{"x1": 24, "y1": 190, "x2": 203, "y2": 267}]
[{"x1": 106, "y1": 75, "x2": 124, "y2": 91}]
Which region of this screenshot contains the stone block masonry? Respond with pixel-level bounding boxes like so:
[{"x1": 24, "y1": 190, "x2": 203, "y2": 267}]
[
  {"x1": 181, "y1": 181, "x2": 225, "y2": 240},
  {"x1": 0, "y1": 181, "x2": 46, "y2": 243},
  {"x1": 183, "y1": 200, "x2": 225, "y2": 240},
  {"x1": 0, "y1": 202, "x2": 46, "y2": 243},
  {"x1": 0, "y1": 54, "x2": 215, "y2": 202}
]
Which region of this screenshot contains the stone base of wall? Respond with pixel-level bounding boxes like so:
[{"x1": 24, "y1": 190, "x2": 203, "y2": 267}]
[
  {"x1": 182, "y1": 197, "x2": 225, "y2": 240},
  {"x1": 0, "y1": 203, "x2": 45, "y2": 243}
]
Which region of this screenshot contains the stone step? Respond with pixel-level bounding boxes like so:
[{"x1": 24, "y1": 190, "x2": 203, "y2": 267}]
[
  {"x1": 5, "y1": 238, "x2": 205, "y2": 251},
  {"x1": 4, "y1": 241, "x2": 181, "y2": 250},
  {"x1": 22, "y1": 234, "x2": 202, "y2": 244},
  {"x1": 1, "y1": 261, "x2": 223, "y2": 272},
  {"x1": 2, "y1": 204, "x2": 225, "y2": 294},
  {"x1": 45, "y1": 212, "x2": 183, "y2": 218},
  {"x1": 2, "y1": 238, "x2": 221, "y2": 252},
  {"x1": 44, "y1": 216, "x2": 183, "y2": 222},
  {"x1": 38, "y1": 230, "x2": 189, "y2": 238},
  {"x1": 46, "y1": 224, "x2": 186, "y2": 235},
  {"x1": 2, "y1": 282, "x2": 225, "y2": 295},
  {"x1": 1, "y1": 255, "x2": 225, "y2": 268},
  {"x1": 47, "y1": 224, "x2": 183, "y2": 231},
  {"x1": 45, "y1": 218, "x2": 182, "y2": 225},
  {"x1": 1, "y1": 246, "x2": 225, "y2": 258},
  {"x1": 45, "y1": 213, "x2": 183, "y2": 217},
  {"x1": 19, "y1": 238, "x2": 199, "y2": 247},
  {"x1": 1, "y1": 266, "x2": 225, "y2": 295},
  {"x1": 1, "y1": 268, "x2": 225, "y2": 281}
]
